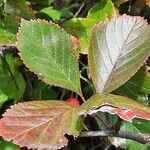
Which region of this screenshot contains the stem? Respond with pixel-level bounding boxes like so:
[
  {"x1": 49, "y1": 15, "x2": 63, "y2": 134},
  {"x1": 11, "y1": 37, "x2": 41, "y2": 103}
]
[
  {"x1": 80, "y1": 75, "x2": 96, "y2": 94},
  {"x1": 80, "y1": 130, "x2": 150, "y2": 144},
  {"x1": 95, "y1": 114, "x2": 112, "y2": 128},
  {"x1": 74, "y1": 1, "x2": 85, "y2": 18}
]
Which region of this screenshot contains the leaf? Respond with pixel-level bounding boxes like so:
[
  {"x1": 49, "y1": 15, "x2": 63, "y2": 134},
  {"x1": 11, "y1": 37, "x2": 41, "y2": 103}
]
[
  {"x1": 63, "y1": 18, "x2": 96, "y2": 54},
  {"x1": 17, "y1": 19, "x2": 82, "y2": 96},
  {"x1": 30, "y1": 80, "x2": 59, "y2": 100},
  {"x1": 132, "y1": 119, "x2": 150, "y2": 134},
  {"x1": 0, "y1": 138, "x2": 20, "y2": 150},
  {"x1": 79, "y1": 94, "x2": 150, "y2": 121},
  {"x1": 111, "y1": 122, "x2": 149, "y2": 149},
  {"x1": 0, "y1": 16, "x2": 19, "y2": 45},
  {"x1": 87, "y1": 0, "x2": 116, "y2": 20},
  {"x1": 62, "y1": 0, "x2": 116, "y2": 54},
  {"x1": 89, "y1": 15, "x2": 150, "y2": 93},
  {"x1": 115, "y1": 66, "x2": 150, "y2": 104},
  {"x1": 41, "y1": 7, "x2": 73, "y2": 21},
  {"x1": 41, "y1": 7, "x2": 62, "y2": 21},
  {"x1": 0, "y1": 100, "x2": 84, "y2": 150},
  {"x1": 4, "y1": 0, "x2": 34, "y2": 19},
  {"x1": 0, "y1": 53, "x2": 25, "y2": 107}
]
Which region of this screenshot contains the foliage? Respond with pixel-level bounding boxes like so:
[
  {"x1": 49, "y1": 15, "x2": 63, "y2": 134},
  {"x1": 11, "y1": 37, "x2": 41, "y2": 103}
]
[{"x1": 0, "y1": 0, "x2": 150, "y2": 150}]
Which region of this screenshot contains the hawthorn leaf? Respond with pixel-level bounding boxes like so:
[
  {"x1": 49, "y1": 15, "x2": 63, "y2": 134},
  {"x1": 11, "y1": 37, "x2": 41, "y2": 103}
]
[
  {"x1": 0, "y1": 53, "x2": 25, "y2": 107},
  {"x1": 79, "y1": 94, "x2": 150, "y2": 121},
  {"x1": 0, "y1": 16, "x2": 19, "y2": 45},
  {"x1": 41, "y1": 7, "x2": 62, "y2": 21},
  {"x1": 0, "y1": 138, "x2": 20, "y2": 150},
  {"x1": 62, "y1": 0, "x2": 116, "y2": 54},
  {"x1": 89, "y1": 15, "x2": 150, "y2": 93},
  {"x1": 132, "y1": 119, "x2": 150, "y2": 134},
  {"x1": 87, "y1": 0, "x2": 115, "y2": 20},
  {"x1": 115, "y1": 66, "x2": 150, "y2": 104},
  {"x1": 30, "y1": 80, "x2": 59, "y2": 100},
  {"x1": 63, "y1": 18, "x2": 96, "y2": 54},
  {"x1": 17, "y1": 19, "x2": 82, "y2": 96},
  {"x1": 0, "y1": 100, "x2": 84, "y2": 150}
]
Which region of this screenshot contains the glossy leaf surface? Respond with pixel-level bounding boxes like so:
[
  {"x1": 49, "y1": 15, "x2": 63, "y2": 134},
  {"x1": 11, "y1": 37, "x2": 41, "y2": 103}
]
[
  {"x1": 0, "y1": 100, "x2": 84, "y2": 150},
  {"x1": 89, "y1": 15, "x2": 150, "y2": 93},
  {"x1": 79, "y1": 94, "x2": 150, "y2": 121},
  {"x1": 17, "y1": 19, "x2": 82, "y2": 96}
]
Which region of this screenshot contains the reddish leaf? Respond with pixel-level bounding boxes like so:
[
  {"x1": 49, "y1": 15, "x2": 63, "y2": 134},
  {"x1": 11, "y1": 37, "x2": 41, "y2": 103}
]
[
  {"x1": 0, "y1": 101, "x2": 84, "y2": 150},
  {"x1": 79, "y1": 94, "x2": 150, "y2": 121}
]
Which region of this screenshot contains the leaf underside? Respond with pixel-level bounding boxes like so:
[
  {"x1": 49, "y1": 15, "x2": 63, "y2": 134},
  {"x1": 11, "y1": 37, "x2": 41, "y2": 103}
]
[
  {"x1": 89, "y1": 14, "x2": 150, "y2": 93},
  {"x1": 0, "y1": 100, "x2": 84, "y2": 150},
  {"x1": 17, "y1": 19, "x2": 82, "y2": 96},
  {"x1": 79, "y1": 94, "x2": 150, "y2": 121}
]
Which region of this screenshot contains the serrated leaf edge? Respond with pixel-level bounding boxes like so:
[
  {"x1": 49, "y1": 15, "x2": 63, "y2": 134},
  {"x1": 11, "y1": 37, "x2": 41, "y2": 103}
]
[
  {"x1": 88, "y1": 14, "x2": 150, "y2": 93},
  {"x1": 16, "y1": 18, "x2": 82, "y2": 96}
]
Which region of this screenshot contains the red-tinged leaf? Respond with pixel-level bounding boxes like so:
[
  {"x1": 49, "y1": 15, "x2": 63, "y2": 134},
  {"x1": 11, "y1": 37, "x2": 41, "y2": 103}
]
[
  {"x1": 0, "y1": 100, "x2": 84, "y2": 150},
  {"x1": 71, "y1": 36, "x2": 80, "y2": 46},
  {"x1": 79, "y1": 94, "x2": 150, "y2": 121},
  {"x1": 89, "y1": 15, "x2": 150, "y2": 93}
]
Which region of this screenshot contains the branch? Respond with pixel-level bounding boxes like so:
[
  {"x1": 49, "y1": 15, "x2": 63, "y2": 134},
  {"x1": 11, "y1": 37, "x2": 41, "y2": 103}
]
[{"x1": 80, "y1": 130, "x2": 150, "y2": 144}]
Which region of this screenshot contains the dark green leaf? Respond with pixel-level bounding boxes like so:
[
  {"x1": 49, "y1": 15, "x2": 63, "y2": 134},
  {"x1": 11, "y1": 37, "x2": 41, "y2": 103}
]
[{"x1": 0, "y1": 53, "x2": 25, "y2": 107}]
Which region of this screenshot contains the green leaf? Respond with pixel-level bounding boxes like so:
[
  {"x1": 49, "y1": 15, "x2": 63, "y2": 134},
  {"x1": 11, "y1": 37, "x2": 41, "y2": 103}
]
[
  {"x1": 112, "y1": 122, "x2": 149, "y2": 150},
  {"x1": 62, "y1": 0, "x2": 116, "y2": 54},
  {"x1": 0, "y1": 138, "x2": 20, "y2": 150},
  {"x1": 132, "y1": 119, "x2": 150, "y2": 134},
  {"x1": 31, "y1": 80, "x2": 59, "y2": 100},
  {"x1": 63, "y1": 18, "x2": 96, "y2": 53},
  {"x1": 41, "y1": 7, "x2": 73, "y2": 21},
  {"x1": 17, "y1": 19, "x2": 82, "y2": 96},
  {"x1": 87, "y1": 0, "x2": 116, "y2": 20},
  {"x1": 4, "y1": 0, "x2": 34, "y2": 19},
  {"x1": 0, "y1": 16, "x2": 19, "y2": 45},
  {"x1": 89, "y1": 15, "x2": 150, "y2": 93},
  {"x1": 41, "y1": 7, "x2": 62, "y2": 21},
  {"x1": 79, "y1": 94, "x2": 150, "y2": 121},
  {"x1": 115, "y1": 66, "x2": 150, "y2": 104},
  {"x1": 0, "y1": 100, "x2": 84, "y2": 150},
  {"x1": 0, "y1": 53, "x2": 25, "y2": 107}
]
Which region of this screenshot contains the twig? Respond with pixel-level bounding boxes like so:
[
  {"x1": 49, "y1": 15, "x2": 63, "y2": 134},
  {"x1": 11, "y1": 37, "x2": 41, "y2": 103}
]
[
  {"x1": 95, "y1": 114, "x2": 112, "y2": 128},
  {"x1": 112, "y1": 117, "x2": 123, "y2": 135},
  {"x1": 74, "y1": 1, "x2": 85, "y2": 18},
  {"x1": 80, "y1": 130, "x2": 150, "y2": 144},
  {"x1": 80, "y1": 75, "x2": 96, "y2": 94}
]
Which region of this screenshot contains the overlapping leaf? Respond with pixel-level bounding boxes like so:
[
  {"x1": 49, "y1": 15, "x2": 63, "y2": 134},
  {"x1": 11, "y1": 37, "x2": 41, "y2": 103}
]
[
  {"x1": 63, "y1": 0, "x2": 116, "y2": 53},
  {"x1": 17, "y1": 19, "x2": 82, "y2": 96},
  {"x1": 0, "y1": 100, "x2": 84, "y2": 150},
  {"x1": 89, "y1": 15, "x2": 150, "y2": 93},
  {"x1": 79, "y1": 94, "x2": 150, "y2": 121},
  {"x1": 0, "y1": 16, "x2": 19, "y2": 45},
  {"x1": 0, "y1": 53, "x2": 25, "y2": 107},
  {"x1": 115, "y1": 66, "x2": 150, "y2": 104}
]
